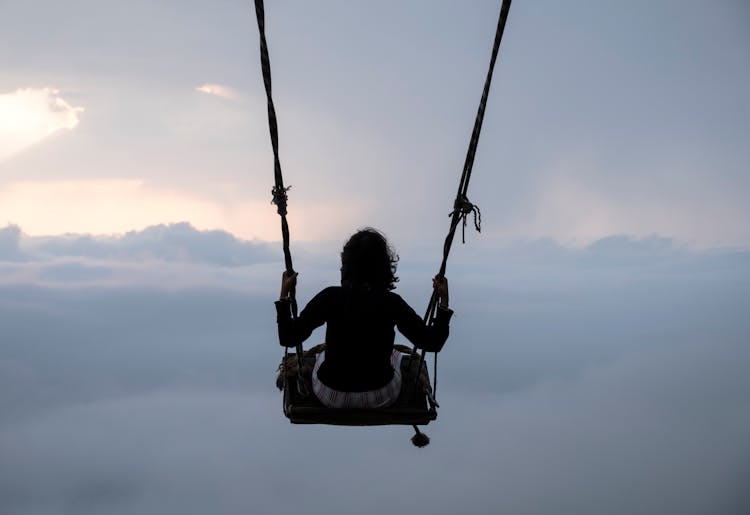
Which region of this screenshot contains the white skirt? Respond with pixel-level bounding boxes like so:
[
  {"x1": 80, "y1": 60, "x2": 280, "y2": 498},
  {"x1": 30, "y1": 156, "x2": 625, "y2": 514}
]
[{"x1": 312, "y1": 349, "x2": 404, "y2": 409}]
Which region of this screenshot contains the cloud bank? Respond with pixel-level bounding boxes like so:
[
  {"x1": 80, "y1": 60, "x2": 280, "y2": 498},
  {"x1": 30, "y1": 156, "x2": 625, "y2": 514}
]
[
  {"x1": 1, "y1": 231, "x2": 749, "y2": 514},
  {"x1": 0, "y1": 222, "x2": 277, "y2": 267}
]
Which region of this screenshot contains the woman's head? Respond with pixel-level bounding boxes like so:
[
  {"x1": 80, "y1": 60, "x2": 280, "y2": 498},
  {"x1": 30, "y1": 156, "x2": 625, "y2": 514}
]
[{"x1": 340, "y1": 228, "x2": 399, "y2": 291}]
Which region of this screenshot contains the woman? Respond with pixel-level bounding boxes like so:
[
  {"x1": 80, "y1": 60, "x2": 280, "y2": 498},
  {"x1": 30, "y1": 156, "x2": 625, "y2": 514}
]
[{"x1": 275, "y1": 228, "x2": 452, "y2": 409}]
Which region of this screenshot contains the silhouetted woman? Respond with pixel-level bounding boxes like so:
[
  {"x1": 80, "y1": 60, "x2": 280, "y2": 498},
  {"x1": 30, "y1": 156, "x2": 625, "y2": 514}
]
[{"x1": 275, "y1": 228, "x2": 452, "y2": 408}]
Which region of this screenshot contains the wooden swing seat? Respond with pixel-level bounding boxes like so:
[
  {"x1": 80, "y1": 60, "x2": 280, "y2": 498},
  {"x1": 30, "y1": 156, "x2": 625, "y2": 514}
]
[{"x1": 279, "y1": 349, "x2": 437, "y2": 426}]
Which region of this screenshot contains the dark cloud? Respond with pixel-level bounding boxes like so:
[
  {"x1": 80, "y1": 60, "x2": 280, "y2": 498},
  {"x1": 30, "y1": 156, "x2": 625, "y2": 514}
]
[
  {"x1": 1, "y1": 222, "x2": 278, "y2": 267},
  {"x1": 1, "y1": 236, "x2": 749, "y2": 515}
]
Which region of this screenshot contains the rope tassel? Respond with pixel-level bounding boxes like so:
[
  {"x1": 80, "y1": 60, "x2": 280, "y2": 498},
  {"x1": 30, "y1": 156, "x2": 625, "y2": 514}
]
[
  {"x1": 450, "y1": 195, "x2": 482, "y2": 244},
  {"x1": 411, "y1": 425, "x2": 430, "y2": 448},
  {"x1": 255, "y1": 0, "x2": 307, "y2": 395}
]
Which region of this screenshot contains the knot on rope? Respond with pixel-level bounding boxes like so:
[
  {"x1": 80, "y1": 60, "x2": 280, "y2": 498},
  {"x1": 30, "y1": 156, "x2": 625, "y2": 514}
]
[
  {"x1": 271, "y1": 185, "x2": 291, "y2": 216},
  {"x1": 450, "y1": 194, "x2": 482, "y2": 243}
]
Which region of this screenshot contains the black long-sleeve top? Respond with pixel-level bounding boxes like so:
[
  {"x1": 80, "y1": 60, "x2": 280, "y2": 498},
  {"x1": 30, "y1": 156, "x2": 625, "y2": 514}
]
[{"x1": 275, "y1": 286, "x2": 453, "y2": 391}]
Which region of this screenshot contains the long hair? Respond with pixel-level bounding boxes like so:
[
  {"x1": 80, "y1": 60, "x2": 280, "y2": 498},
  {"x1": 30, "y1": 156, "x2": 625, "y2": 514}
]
[{"x1": 340, "y1": 228, "x2": 399, "y2": 291}]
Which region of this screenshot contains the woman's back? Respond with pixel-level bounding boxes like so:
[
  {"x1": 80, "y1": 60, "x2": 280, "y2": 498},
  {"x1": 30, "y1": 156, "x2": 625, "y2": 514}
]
[{"x1": 320, "y1": 286, "x2": 395, "y2": 391}]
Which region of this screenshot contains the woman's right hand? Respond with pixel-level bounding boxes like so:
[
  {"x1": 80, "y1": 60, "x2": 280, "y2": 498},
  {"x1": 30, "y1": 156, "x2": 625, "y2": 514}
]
[
  {"x1": 433, "y1": 275, "x2": 449, "y2": 308},
  {"x1": 280, "y1": 271, "x2": 298, "y2": 299}
]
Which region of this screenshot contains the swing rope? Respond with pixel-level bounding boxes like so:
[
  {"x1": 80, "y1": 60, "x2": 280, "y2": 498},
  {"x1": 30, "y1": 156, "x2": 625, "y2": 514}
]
[
  {"x1": 415, "y1": 0, "x2": 513, "y2": 397},
  {"x1": 253, "y1": 0, "x2": 308, "y2": 396},
  {"x1": 254, "y1": 0, "x2": 513, "y2": 404}
]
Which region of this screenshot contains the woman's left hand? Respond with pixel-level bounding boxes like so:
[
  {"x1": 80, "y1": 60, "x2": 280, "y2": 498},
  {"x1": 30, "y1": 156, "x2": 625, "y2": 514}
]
[
  {"x1": 280, "y1": 271, "x2": 298, "y2": 299},
  {"x1": 432, "y1": 275, "x2": 449, "y2": 308}
]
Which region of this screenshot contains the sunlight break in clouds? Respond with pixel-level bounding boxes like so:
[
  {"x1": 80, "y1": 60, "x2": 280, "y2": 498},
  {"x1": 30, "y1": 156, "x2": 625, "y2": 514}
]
[
  {"x1": 0, "y1": 88, "x2": 83, "y2": 162},
  {"x1": 195, "y1": 83, "x2": 241, "y2": 101},
  {"x1": 0, "y1": 179, "x2": 272, "y2": 239}
]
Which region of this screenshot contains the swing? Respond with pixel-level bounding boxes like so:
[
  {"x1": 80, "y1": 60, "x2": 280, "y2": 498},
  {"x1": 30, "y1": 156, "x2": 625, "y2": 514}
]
[
  {"x1": 254, "y1": 0, "x2": 513, "y2": 445},
  {"x1": 276, "y1": 344, "x2": 438, "y2": 427}
]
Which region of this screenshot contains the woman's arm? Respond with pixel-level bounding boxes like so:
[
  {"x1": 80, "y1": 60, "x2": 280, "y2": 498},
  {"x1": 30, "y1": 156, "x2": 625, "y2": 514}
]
[
  {"x1": 274, "y1": 275, "x2": 330, "y2": 347},
  {"x1": 394, "y1": 276, "x2": 453, "y2": 352}
]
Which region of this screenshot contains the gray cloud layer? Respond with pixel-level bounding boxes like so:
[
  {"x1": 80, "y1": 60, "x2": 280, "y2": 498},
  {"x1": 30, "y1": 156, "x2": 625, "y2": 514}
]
[
  {"x1": 0, "y1": 222, "x2": 277, "y2": 266},
  {"x1": 1, "y1": 235, "x2": 749, "y2": 515}
]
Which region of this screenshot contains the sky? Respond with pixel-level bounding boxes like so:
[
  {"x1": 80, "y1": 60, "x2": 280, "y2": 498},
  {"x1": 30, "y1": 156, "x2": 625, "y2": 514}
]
[
  {"x1": 1, "y1": 0, "x2": 749, "y2": 247},
  {"x1": 1, "y1": 1, "x2": 749, "y2": 514}
]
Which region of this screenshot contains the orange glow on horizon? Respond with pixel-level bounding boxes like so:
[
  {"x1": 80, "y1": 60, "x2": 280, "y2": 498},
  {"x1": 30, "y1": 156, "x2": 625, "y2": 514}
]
[{"x1": 0, "y1": 179, "x2": 367, "y2": 242}]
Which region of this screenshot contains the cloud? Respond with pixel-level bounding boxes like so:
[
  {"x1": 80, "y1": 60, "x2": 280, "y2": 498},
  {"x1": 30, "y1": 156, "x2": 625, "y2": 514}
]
[
  {"x1": 0, "y1": 236, "x2": 748, "y2": 514},
  {"x1": 0, "y1": 88, "x2": 84, "y2": 162},
  {"x1": 0, "y1": 222, "x2": 287, "y2": 293},
  {"x1": 423, "y1": 340, "x2": 750, "y2": 515},
  {"x1": 39, "y1": 222, "x2": 277, "y2": 266},
  {"x1": 0, "y1": 222, "x2": 277, "y2": 267},
  {"x1": 195, "y1": 83, "x2": 241, "y2": 101},
  {"x1": 2, "y1": 223, "x2": 750, "y2": 515}
]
